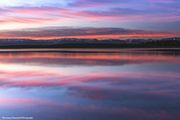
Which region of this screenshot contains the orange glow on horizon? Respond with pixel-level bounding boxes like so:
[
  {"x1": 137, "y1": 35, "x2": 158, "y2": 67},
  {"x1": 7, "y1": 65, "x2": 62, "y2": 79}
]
[{"x1": 0, "y1": 33, "x2": 178, "y2": 40}]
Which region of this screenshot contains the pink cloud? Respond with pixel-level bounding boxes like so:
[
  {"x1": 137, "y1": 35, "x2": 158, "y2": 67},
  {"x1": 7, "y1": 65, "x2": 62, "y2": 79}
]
[{"x1": 0, "y1": 6, "x2": 179, "y2": 25}]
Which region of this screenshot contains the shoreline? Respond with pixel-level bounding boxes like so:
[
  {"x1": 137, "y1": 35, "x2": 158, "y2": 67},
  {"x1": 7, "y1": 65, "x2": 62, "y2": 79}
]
[{"x1": 0, "y1": 48, "x2": 179, "y2": 53}]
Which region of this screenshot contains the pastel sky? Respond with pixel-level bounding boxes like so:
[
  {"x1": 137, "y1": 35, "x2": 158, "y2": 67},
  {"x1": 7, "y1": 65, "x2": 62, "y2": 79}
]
[{"x1": 0, "y1": 0, "x2": 180, "y2": 39}]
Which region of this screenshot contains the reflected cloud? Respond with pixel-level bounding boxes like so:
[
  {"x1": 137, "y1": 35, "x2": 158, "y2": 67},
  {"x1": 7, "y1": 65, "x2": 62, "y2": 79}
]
[
  {"x1": 0, "y1": 51, "x2": 180, "y2": 120},
  {"x1": 0, "y1": 51, "x2": 179, "y2": 66},
  {"x1": 0, "y1": 95, "x2": 58, "y2": 107}
]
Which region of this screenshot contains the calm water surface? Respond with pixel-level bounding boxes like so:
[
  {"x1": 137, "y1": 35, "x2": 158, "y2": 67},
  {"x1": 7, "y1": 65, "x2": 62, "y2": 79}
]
[{"x1": 0, "y1": 49, "x2": 180, "y2": 120}]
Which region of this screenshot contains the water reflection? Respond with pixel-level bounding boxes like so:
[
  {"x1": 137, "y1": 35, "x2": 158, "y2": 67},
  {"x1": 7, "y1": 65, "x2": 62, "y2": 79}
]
[{"x1": 0, "y1": 50, "x2": 180, "y2": 120}]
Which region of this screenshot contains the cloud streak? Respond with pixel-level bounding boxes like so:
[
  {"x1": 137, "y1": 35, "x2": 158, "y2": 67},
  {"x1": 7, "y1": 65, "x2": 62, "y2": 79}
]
[
  {"x1": 0, "y1": 27, "x2": 177, "y2": 39},
  {"x1": 0, "y1": 0, "x2": 179, "y2": 37}
]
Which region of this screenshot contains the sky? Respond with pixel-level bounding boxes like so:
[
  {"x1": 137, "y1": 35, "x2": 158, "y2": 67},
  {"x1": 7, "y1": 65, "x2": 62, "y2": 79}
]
[{"x1": 0, "y1": 0, "x2": 179, "y2": 39}]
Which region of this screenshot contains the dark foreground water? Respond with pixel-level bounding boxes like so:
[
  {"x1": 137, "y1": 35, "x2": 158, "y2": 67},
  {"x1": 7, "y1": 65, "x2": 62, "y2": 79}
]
[{"x1": 0, "y1": 49, "x2": 180, "y2": 120}]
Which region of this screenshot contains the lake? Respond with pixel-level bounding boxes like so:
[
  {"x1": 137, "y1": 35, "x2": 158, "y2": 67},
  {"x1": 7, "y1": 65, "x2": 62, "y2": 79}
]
[{"x1": 0, "y1": 49, "x2": 180, "y2": 120}]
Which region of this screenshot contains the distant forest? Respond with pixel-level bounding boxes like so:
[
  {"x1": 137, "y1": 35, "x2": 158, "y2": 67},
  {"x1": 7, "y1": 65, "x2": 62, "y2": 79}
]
[{"x1": 0, "y1": 37, "x2": 179, "y2": 49}]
